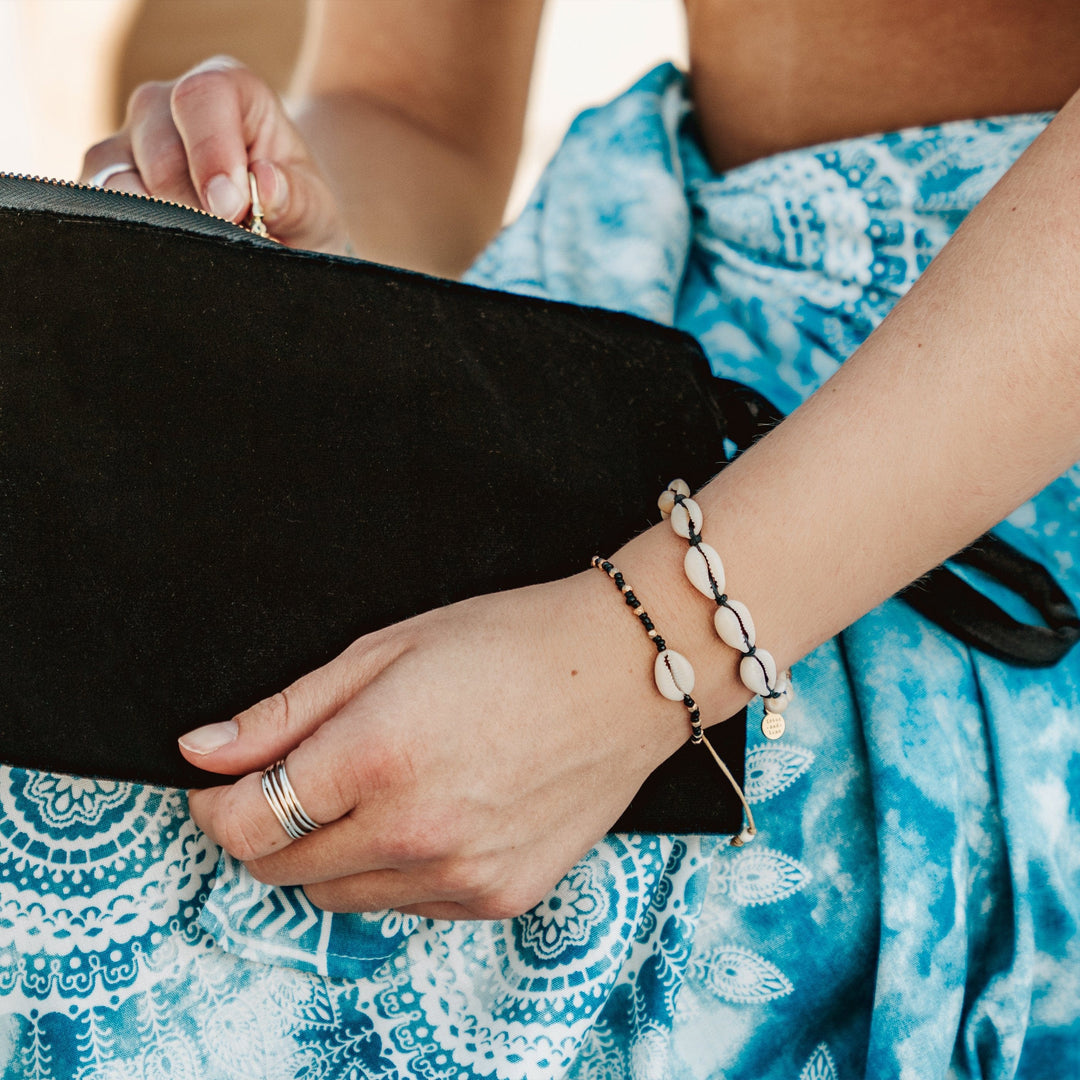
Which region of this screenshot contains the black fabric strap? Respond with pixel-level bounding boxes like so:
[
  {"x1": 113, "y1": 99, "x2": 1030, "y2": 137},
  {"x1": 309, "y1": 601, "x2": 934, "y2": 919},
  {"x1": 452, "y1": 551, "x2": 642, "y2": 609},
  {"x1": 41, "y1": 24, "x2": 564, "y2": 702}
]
[{"x1": 901, "y1": 536, "x2": 1080, "y2": 667}]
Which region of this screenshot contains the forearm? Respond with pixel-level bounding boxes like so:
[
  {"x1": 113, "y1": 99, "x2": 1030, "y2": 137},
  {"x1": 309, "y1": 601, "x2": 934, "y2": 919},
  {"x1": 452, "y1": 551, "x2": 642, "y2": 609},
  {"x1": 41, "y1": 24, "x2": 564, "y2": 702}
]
[
  {"x1": 290, "y1": 92, "x2": 510, "y2": 279},
  {"x1": 288, "y1": 0, "x2": 542, "y2": 278},
  {"x1": 612, "y1": 87, "x2": 1080, "y2": 727}
]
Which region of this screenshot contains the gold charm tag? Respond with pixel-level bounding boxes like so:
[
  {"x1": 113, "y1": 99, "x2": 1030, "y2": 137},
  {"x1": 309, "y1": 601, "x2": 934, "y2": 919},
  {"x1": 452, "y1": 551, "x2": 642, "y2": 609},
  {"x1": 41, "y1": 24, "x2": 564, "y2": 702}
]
[{"x1": 761, "y1": 713, "x2": 786, "y2": 740}]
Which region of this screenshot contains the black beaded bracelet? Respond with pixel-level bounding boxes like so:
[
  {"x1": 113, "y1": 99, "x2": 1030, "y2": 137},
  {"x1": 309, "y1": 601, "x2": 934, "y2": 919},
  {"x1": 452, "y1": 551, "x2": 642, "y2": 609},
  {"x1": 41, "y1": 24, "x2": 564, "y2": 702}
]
[
  {"x1": 591, "y1": 556, "x2": 702, "y2": 743},
  {"x1": 590, "y1": 555, "x2": 756, "y2": 845}
]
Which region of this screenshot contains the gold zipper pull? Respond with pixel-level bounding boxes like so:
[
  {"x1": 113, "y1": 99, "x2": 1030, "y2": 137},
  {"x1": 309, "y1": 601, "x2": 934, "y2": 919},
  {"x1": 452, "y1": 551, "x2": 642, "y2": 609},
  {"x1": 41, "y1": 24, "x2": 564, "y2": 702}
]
[{"x1": 245, "y1": 170, "x2": 271, "y2": 238}]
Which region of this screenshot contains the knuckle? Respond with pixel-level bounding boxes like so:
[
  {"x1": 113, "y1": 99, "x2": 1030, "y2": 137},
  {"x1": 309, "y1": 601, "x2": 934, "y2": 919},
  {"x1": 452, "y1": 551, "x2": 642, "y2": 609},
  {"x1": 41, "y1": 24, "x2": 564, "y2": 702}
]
[
  {"x1": 338, "y1": 736, "x2": 415, "y2": 805},
  {"x1": 244, "y1": 689, "x2": 292, "y2": 739},
  {"x1": 136, "y1": 143, "x2": 192, "y2": 194},
  {"x1": 126, "y1": 79, "x2": 171, "y2": 120},
  {"x1": 82, "y1": 138, "x2": 118, "y2": 165},
  {"x1": 428, "y1": 858, "x2": 486, "y2": 898},
  {"x1": 382, "y1": 817, "x2": 454, "y2": 865},
  {"x1": 303, "y1": 881, "x2": 347, "y2": 914},
  {"x1": 170, "y1": 66, "x2": 236, "y2": 112},
  {"x1": 214, "y1": 799, "x2": 270, "y2": 864},
  {"x1": 243, "y1": 859, "x2": 275, "y2": 885},
  {"x1": 469, "y1": 887, "x2": 538, "y2": 922},
  {"x1": 80, "y1": 139, "x2": 125, "y2": 179}
]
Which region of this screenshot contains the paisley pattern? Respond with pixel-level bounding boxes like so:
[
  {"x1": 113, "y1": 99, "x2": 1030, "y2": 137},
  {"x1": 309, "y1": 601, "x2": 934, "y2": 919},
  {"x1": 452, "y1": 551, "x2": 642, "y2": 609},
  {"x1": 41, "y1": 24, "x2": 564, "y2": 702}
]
[
  {"x1": 690, "y1": 947, "x2": 794, "y2": 1004},
  {"x1": 743, "y1": 746, "x2": 815, "y2": 803},
  {"x1": 799, "y1": 1044, "x2": 839, "y2": 1080},
  {"x1": 3, "y1": 64, "x2": 1079, "y2": 1078}
]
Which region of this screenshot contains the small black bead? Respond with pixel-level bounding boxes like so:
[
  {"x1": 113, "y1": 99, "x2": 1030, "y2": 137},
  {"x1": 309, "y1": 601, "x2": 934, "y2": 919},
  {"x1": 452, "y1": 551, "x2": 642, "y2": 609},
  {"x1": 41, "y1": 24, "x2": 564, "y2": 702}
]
[
  {"x1": 683, "y1": 694, "x2": 694, "y2": 707},
  {"x1": 624, "y1": 591, "x2": 638, "y2": 606},
  {"x1": 601, "y1": 561, "x2": 613, "y2": 573},
  {"x1": 641, "y1": 616, "x2": 654, "y2": 631},
  {"x1": 654, "y1": 636, "x2": 667, "y2": 651}
]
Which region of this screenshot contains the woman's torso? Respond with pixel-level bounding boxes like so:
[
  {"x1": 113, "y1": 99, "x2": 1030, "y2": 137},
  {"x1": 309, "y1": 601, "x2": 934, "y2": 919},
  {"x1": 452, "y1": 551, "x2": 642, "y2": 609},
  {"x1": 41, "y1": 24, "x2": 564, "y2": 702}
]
[{"x1": 684, "y1": 0, "x2": 1080, "y2": 170}]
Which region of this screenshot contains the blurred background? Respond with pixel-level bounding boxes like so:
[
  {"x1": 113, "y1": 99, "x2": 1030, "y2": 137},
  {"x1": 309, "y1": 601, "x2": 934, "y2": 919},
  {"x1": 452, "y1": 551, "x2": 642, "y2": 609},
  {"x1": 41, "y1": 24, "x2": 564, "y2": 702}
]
[{"x1": 0, "y1": 0, "x2": 687, "y2": 220}]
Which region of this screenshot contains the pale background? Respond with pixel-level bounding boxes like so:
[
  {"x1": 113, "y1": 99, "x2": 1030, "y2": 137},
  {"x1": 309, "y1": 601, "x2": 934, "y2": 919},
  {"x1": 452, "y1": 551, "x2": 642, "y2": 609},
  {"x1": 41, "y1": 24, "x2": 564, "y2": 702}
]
[{"x1": 0, "y1": 0, "x2": 688, "y2": 220}]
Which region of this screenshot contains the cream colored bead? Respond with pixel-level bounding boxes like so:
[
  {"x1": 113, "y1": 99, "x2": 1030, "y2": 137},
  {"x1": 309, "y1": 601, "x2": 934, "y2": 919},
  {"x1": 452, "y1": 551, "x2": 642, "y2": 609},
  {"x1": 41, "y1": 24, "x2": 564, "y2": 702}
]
[
  {"x1": 684, "y1": 542, "x2": 725, "y2": 598},
  {"x1": 670, "y1": 497, "x2": 703, "y2": 539},
  {"x1": 654, "y1": 649, "x2": 696, "y2": 701},
  {"x1": 739, "y1": 648, "x2": 777, "y2": 697},
  {"x1": 713, "y1": 600, "x2": 755, "y2": 651}
]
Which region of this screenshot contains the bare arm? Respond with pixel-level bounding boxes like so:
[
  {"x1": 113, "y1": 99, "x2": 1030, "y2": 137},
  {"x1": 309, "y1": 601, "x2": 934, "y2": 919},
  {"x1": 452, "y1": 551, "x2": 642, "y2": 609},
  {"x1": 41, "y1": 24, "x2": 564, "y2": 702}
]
[
  {"x1": 180, "y1": 90, "x2": 1080, "y2": 919},
  {"x1": 618, "y1": 90, "x2": 1080, "y2": 712},
  {"x1": 290, "y1": 0, "x2": 543, "y2": 277},
  {"x1": 80, "y1": 0, "x2": 544, "y2": 278}
]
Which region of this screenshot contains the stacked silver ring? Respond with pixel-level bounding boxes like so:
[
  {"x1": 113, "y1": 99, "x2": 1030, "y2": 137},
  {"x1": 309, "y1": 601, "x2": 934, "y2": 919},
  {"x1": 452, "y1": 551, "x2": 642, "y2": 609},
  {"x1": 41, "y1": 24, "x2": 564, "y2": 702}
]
[{"x1": 261, "y1": 759, "x2": 321, "y2": 840}]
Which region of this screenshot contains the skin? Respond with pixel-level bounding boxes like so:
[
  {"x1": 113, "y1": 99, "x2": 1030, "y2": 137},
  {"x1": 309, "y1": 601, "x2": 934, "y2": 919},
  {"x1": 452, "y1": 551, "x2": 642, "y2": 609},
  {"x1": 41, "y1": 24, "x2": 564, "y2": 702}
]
[{"x1": 79, "y1": 1, "x2": 1080, "y2": 920}]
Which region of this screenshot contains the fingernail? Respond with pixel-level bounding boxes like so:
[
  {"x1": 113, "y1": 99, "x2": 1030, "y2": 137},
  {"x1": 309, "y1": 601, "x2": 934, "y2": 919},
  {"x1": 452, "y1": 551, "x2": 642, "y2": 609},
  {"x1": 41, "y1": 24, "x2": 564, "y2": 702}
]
[
  {"x1": 265, "y1": 162, "x2": 287, "y2": 214},
  {"x1": 179, "y1": 720, "x2": 238, "y2": 755},
  {"x1": 205, "y1": 173, "x2": 247, "y2": 221}
]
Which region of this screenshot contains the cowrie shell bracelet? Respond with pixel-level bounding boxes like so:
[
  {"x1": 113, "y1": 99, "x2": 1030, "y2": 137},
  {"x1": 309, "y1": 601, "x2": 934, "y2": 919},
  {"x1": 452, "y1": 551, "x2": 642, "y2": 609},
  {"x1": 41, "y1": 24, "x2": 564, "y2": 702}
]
[
  {"x1": 659, "y1": 480, "x2": 794, "y2": 741},
  {"x1": 591, "y1": 556, "x2": 756, "y2": 846}
]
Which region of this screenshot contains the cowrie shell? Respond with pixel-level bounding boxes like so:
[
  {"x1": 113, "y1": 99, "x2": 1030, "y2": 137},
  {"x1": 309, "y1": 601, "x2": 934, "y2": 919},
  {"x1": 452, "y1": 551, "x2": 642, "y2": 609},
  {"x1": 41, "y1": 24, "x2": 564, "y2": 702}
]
[
  {"x1": 684, "y1": 542, "x2": 725, "y2": 598},
  {"x1": 657, "y1": 490, "x2": 676, "y2": 517},
  {"x1": 654, "y1": 649, "x2": 695, "y2": 701},
  {"x1": 714, "y1": 600, "x2": 755, "y2": 651},
  {"x1": 763, "y1": 671, "x2": 794, "y2": 714},
  {"x1": 670, "y1": 497, "x2": 703, "y2": 539},
  {"x1": 739, "y1": 648, "x2": 777, "y2": 697}
]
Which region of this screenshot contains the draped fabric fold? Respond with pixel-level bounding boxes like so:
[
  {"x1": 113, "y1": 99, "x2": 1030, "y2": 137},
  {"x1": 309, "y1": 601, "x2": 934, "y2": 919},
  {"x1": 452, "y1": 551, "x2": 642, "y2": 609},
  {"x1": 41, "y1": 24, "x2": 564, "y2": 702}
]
[{"x1": 1, "y1": 63, "x2": 1077, "y2": 1079}]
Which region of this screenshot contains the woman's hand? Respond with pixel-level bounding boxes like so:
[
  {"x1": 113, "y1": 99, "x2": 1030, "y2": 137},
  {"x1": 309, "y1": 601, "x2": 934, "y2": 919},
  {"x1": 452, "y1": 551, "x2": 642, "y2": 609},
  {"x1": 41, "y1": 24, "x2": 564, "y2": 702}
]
[
  {"x1": 179, "y1": 572, "x2": 689, "y2": 921},
  {"x1": 79, "y1": 56, "x2": 350, "y2": 254}
]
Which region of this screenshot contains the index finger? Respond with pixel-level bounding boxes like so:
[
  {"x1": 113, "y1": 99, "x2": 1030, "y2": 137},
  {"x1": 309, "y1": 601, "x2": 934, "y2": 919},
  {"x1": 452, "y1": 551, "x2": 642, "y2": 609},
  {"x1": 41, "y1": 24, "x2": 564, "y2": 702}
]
[
  {"x1": 169, "y1": 57, "x2": 262, "y2": 221},
  {"x1": 186, "y1": 702, "x2": 368, "y2": 858}
]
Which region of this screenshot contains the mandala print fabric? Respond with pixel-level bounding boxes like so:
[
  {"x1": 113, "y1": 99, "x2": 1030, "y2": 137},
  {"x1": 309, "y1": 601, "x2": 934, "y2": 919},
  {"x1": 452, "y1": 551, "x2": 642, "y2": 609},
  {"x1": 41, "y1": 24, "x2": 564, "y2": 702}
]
[{"x1": 2, "y1": 64, "x2": 1078, "y2": 1079}]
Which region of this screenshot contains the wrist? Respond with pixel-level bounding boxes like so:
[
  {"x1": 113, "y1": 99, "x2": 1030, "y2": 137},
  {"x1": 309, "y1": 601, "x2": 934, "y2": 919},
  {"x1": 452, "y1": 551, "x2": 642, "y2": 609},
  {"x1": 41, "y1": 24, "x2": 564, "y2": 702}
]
[
  {"x1": 556, "y1": 567, "x2": 696, "y2": 778},
  {"x1": 610, "y1": 518, "x2": 756, "y2": 732}
]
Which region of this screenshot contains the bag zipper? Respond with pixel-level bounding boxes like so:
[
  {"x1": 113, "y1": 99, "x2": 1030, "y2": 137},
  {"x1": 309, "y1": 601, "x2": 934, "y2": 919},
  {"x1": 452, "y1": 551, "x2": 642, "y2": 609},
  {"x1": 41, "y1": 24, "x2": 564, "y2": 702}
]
[{"x1": 0, "y1": 170, "x2": 272, "y2": 244}]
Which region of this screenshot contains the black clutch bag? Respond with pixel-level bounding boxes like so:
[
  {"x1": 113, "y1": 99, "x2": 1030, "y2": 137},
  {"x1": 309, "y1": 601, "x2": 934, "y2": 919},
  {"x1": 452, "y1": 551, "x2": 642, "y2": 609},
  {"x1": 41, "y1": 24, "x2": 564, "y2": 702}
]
[
  {"x1": 1, "y1": 175, "x2": 1076, "y2": 835},
  {"x1": 0, "y1": 174, "x2": 750, "y2": 833}
]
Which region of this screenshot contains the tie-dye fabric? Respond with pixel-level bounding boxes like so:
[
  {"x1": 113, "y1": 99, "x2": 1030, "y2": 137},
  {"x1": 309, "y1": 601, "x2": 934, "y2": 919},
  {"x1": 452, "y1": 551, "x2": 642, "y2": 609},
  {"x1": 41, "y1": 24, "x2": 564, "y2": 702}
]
[{"x1": 2, "y1": 64, "x2": 1077, "y2": 1079}]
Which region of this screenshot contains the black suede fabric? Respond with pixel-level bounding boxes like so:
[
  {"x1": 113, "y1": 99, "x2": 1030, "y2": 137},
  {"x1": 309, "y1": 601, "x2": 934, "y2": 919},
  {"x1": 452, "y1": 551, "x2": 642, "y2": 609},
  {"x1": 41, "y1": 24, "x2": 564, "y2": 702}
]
[{"x1": 0, "y1": 184, "x2": 747, "y2": 833}]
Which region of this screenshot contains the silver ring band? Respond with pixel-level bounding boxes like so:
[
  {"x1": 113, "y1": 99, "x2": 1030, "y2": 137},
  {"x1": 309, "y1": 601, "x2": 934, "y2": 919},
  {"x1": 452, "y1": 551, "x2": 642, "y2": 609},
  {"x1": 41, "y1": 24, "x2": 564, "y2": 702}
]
[
  {"x1": 261, "y1": 759, "x2": 321, "y2": 840},
  {"x1": 87, "y1": 162, "x2": 139, "y2": 188}
]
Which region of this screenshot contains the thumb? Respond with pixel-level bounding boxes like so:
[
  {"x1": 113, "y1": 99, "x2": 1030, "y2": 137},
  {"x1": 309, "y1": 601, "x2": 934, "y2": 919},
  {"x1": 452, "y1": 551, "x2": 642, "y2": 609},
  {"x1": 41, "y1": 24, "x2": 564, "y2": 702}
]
[
  {"x1": 247, "y1": 156, "x2": 351, "y2": 254},
  {"x1": 179, "y1": 652, "x2": 360, "y2": 775}
]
